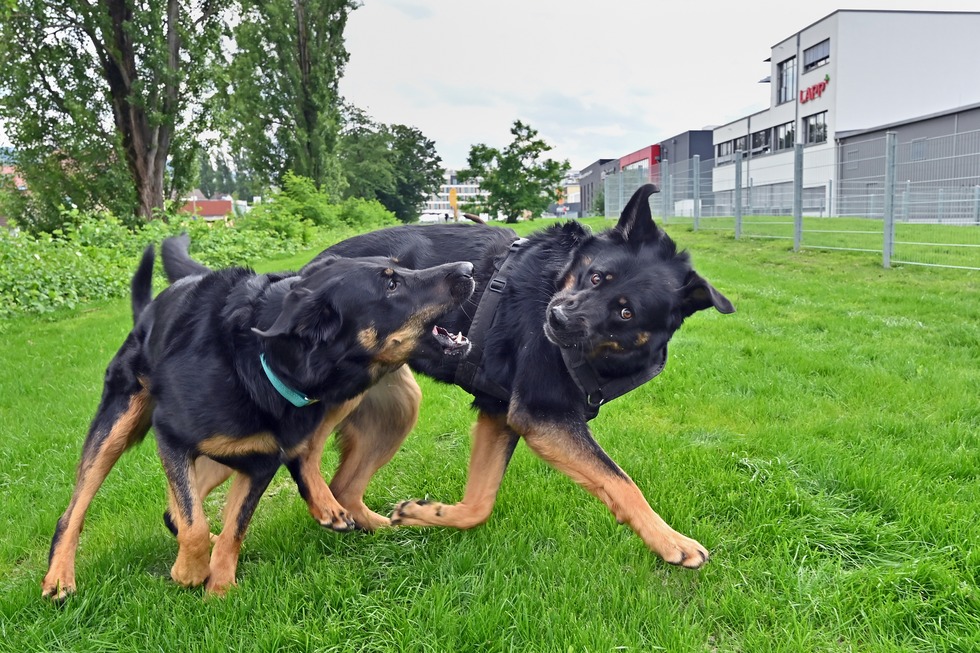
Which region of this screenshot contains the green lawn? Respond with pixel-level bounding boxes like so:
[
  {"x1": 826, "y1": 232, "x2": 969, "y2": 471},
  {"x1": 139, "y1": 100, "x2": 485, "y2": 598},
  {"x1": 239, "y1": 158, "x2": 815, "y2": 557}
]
[{"x1": 1, "y1": 220, "x2": 978, "y2": 652}]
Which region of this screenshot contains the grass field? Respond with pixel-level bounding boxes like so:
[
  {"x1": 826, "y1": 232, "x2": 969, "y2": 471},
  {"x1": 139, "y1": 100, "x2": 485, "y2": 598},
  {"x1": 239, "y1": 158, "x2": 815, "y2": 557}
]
[
  {"x1": 663, "y1": 215, "x2": 980, "y2": 270},
  {"x1": 1, "y1": 219, "x2": 979, "y2": 652}
]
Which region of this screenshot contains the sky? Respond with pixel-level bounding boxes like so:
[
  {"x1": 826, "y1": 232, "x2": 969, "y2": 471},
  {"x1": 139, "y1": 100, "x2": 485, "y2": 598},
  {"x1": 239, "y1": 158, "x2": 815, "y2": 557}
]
[{"x1": 340, "y1": 0, "x2": 980, "y2": 171}]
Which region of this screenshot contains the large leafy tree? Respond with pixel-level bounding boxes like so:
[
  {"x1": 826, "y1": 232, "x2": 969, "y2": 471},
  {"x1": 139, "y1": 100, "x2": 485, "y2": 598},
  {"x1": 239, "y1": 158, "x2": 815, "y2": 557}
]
[
  {"x1": 0, "y1": 0, "x2": 228, "y2": 230},
  {"x1": 222, "y1": 0, "x2": 356, "y2": 196},
  {"x1": 338, "y1": 108, "x2": 443, "y2": 223},
  {"x1": 458, "y1": 120, "x2": 569, "y2": 223}
]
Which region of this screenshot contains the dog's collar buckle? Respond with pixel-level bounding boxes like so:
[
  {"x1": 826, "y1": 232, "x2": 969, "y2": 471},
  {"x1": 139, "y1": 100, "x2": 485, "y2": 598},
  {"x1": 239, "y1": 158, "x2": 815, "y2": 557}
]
[{"x1": 260, "y1": 353, "x2": 319, "y2": 408}]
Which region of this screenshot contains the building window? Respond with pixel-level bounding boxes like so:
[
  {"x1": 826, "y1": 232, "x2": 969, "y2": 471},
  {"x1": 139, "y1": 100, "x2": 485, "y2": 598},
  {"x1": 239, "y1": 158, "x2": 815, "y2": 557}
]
[
  {"x1": 777, "y1": 56, "x2": 796, "y2": 105},
  {"x1": 910, "y1": 138, "x2": 927, "y2": 161},
  {"x1": 716, "y1": 140, "x2": 733, "y2": 164},
  {"x1": 775, "y1": 121, "x2": 795, "y2": 150},
  {"x1": 751, "y1": 128, "x2": 772, "y2": 155},
  {"x1": 803, "y1": 39, "x2": 830, "y2": 73},
  {"x1": 734, "y1": 136, "x2": 747, "y2": 153},
  {"x1": 804, "y1": 112, "x2": 827, "y2": 144}
]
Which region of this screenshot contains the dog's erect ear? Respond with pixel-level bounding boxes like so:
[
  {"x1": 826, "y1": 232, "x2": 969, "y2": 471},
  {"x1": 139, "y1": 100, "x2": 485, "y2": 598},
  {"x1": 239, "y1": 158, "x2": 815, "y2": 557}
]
[
  {"x1": 253, "y1": 287, "x2": 320, "y2": 338},
  {"x1": 616, "y1": 183, "x2": 661, "y2": 244},
  {"x1": 679, "y1": 271, "x2": 735, "y2": 318}
]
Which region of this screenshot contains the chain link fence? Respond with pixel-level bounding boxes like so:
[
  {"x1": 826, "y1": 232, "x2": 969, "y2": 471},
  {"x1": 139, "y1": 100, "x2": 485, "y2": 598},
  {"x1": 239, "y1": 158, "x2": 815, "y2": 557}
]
[{"x1": 603, "y1": 129, "x2": 980, "y2": 270}]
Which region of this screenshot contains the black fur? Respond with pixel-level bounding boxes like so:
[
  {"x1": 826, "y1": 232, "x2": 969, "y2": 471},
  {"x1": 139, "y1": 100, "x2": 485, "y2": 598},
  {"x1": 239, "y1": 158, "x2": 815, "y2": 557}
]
[{"x1": 42, "y1": 243, "x2": 474, "y2": 598}]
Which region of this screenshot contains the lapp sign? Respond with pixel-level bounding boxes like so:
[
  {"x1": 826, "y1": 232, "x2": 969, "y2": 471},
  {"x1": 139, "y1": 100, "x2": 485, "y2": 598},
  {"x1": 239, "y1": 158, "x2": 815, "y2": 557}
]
[{"x1": 800, "y1": 75, "x2": 830, "y2": 104}]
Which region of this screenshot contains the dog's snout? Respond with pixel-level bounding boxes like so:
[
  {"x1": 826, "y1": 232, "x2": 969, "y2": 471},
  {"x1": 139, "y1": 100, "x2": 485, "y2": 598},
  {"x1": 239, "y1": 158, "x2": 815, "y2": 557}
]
[
  {"x1": 452, "y1": 261, "x2": 474, "y2": 279},
  {"x1": 549, "y1": 304, "x2": 569, "y2": 329}
]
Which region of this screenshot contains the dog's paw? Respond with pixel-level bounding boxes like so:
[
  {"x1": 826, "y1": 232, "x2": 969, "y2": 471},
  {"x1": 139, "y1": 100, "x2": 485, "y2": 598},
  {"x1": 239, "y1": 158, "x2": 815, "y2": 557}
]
[
  {"x1": 390, "y1": 498, "x2": 454, "y2": 527},
  {"x1": 347, "y1": 506, "x2": 392, "y2": 531},
  {"x1": 658, "y1": 532, "x2": 710, "y2": 569},
  {"x1": 170, "y1": 557, "x2": 210, "y2": 588},
  {"x1": 41, "y1": 576, "x2": 75, "y2": 602},
  {"x1": 317, "y1": 508, "x2": 356, "y2": 532}
]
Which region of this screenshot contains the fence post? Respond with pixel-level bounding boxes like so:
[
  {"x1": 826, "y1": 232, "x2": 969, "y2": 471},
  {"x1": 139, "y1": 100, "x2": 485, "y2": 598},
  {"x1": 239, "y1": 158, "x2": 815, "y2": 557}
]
[
  {"x1": 938, "y1": 188, "x2": 945, "y2": 223},
  {"x1": 793, "y1": 143, "x2": 803, "y2": 252},
  {"x1": 902, "y1": 180, "x2": 911, "y2": 221},
  {"x1": 693, "y1": 155, "x2": 701, "y2": 230},
  {"x1": 883, "y1": 131, "x2": 897, "y2": 268},
  {"x1": 827, "y1": 179, "x2": 833, "y2": 218},
  {"x1": 662, "y1": 159, "x2": 670, "y2": 223},
  {"x1": 734, "y1": 151, "x2": 743, "y2": 239},
  {"x1": 973, "y1": 185, "x2": 980, "y2": 225}
]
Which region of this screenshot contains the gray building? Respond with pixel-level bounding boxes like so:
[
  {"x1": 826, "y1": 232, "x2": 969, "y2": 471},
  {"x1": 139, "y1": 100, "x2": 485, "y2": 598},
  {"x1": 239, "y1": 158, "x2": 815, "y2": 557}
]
[{"x1": 579, "y1": 158, "x2": 618, "y2": 216}]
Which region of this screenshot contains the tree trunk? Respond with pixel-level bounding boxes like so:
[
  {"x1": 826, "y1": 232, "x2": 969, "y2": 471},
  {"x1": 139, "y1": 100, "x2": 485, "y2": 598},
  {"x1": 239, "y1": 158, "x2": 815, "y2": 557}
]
[{"x1": 99, "y1": 0, "x2": 178, "y2": 221}]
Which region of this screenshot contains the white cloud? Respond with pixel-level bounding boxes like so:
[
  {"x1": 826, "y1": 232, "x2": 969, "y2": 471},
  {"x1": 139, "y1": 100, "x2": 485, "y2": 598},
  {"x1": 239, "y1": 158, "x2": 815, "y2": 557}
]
[{"x1": 341, "y1": 0, "x2": 980, "y2": 169}]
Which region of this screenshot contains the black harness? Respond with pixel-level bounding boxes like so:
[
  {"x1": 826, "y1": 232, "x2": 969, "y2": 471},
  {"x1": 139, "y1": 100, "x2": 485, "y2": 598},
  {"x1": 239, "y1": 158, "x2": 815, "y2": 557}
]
[{"x1": 454, "y1": 238, "x2": 669, "y2": 419}]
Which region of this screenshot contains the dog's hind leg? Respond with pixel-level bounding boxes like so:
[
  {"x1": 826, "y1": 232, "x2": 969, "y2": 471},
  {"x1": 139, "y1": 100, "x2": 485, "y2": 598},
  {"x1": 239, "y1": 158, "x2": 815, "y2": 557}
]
[
  {"x1": 42, "y1": 380, "x2": 153, "y2": 600},
  {"x1": 206, "y1": 465, "x2": 277, "y2": 596},
  {"x1": 515, "y1": 414, "x2": 709, "y2": 569},
  {"x1": 164, "y1": 457, "x2": 234, "y2": 542},
  {"x1": 392, "y1": 411, "x2": 519, "y2": 529},
  {"x1": 331, "y1": 366, "x2": 422, "y2": 531}
]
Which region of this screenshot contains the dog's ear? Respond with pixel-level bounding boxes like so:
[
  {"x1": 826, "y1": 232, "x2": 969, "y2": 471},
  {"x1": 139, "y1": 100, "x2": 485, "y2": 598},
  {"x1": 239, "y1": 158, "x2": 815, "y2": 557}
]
[
  {"x1": 252, "y1": 286, "x2": 342, "y2": 342},
  {"x1": 679, "y1": 271, "x2": 735, "y2": 318},
  {"x1": 616, "y1": 183, "x2": 661, "y2": 244}
]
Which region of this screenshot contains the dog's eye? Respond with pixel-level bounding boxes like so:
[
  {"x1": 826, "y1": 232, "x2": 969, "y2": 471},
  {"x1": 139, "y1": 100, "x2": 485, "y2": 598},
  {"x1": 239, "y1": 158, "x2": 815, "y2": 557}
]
[
  {"x1": 619, "y1": 307, "x2": 633, "y2": 320},
  {"x1": 386, "y1": 278, "x2": 399, "y2": 291},
  {"x1": 590, "y1": 273, "x2": 602, "y2": 286}
]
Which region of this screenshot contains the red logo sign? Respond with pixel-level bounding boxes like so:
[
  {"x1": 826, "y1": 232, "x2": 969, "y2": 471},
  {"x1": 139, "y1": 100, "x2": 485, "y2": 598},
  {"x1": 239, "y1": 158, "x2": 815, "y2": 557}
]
[{"x1": 800, "y1": 75, "x2": 831, "y2": 104}]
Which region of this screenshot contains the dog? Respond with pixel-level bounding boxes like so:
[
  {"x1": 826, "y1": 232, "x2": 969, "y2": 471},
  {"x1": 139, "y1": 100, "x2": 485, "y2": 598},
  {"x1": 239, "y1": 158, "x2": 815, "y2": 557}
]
[
  {"x1": 42, "y1": 244, "x2": 474, "y2": 599},
  {"x1": 168, "y1": 184, "x2": 734, "y2": 569}
]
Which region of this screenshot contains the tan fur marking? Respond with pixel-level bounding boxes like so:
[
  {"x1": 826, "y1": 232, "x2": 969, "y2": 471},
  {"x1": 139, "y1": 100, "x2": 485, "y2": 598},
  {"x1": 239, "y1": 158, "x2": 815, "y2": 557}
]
[
  {"x1": 358, "y1": 326, "x2": 379, "y2": 350},
  {"x1": 206, "y1": 473, "x2": 252, "y2": 595},
  {"x1": 42, "y1": 390, "x2": 153, "y2": 599},
  {"x1": 168, "y1": 465, "x2": 212, "y2": 588},
  {"x1": 634, "y1": 332, "x2": 650, "y2": 346},
  {"x1": 392, "y1": 412, "x2": 513, "y2": 529},
  {"x1": 197, "y1": 433, "x2": 279, "y2": 459},
  {"x1": 290, "y1": 398, "x2": 362, "y2": 527},
  {"x1": 519, "y1": 417, "x2": 709, "y2": 568},
  {"x1": 331, "y1": 366, "x2": 422, "y2": 530}
]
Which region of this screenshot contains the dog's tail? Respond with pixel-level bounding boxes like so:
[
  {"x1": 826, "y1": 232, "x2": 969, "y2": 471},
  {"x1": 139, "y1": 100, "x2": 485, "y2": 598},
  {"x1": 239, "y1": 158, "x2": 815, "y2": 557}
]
[
  {"x1": 162, "y1": 232, "x2": 211, "y2": 282},
  {"x1": 131, "y1": 244, "x2": 155, "y2": 324}
]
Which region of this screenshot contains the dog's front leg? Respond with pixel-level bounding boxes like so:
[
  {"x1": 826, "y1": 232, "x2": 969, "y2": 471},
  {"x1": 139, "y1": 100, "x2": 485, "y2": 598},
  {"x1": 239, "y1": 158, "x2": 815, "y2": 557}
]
[
  {"x1": 207, "y1": 465, "x2": 277, "y2": 596},
  {"x1": 392, "y1": 412, "x2": 519, "y2": 529},
  {"x1": 157, "y1": 431, "x2": 212, "y2": 588},
  {"x1": 513, "y1": 410, "x2": 709, "y2": 569},
  {"x1": 284, "y1": 399, "x2": 362, "y2": 531}
]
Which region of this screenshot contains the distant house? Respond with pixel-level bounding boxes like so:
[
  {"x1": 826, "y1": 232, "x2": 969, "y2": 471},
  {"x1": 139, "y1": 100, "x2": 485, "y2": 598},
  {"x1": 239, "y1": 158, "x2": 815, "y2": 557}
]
[{"x1": 178, "y1": 190, "x2": 234, "y2": 220}]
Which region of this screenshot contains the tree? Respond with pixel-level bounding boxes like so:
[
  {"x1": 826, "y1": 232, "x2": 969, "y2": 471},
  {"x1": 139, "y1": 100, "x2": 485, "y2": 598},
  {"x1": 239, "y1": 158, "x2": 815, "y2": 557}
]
[
  {"x1": 0, "y1": 0, "x2": 228, "y2": 229},
  {"x1": 338, "y1": 107, "x2": 443, "y2": 223},
  {"x1": 222, "y1": 0, "x2": 356, "y2": 196},
  {"x1": 458, "y1": 120, "x2": 570, "y2": 223},
  {"x1": 592, "y1": 188, "x2": 605, "y2": 216},
  {"x1": 378, "y1": 124, "x2": 443, "y2": 224}
]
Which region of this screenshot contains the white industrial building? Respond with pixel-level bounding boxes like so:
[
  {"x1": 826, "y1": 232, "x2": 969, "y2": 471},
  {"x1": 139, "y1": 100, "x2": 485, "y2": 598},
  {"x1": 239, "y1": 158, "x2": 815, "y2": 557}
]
[{"x1": 712, "y1": 9, "x2": 980, "y2": 216}]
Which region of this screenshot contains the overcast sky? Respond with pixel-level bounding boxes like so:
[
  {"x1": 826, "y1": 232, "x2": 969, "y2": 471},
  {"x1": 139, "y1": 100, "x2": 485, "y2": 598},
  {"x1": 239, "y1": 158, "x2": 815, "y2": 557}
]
[{"x1": 341, "y1": 1, "x2": 980, "y2": 170}]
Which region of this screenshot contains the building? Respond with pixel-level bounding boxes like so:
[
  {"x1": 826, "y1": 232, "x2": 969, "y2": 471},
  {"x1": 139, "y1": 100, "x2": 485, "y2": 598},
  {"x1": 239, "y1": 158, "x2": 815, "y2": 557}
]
[
  {"x1": 712, "y1": 10, "x2": 980, "y2": 216},
  {"x1": 422, "y1": 169, "x2": 489, "y2": 220},
  {"x1": 579, "y1": 158, "x2": 618, "y2": 216}
]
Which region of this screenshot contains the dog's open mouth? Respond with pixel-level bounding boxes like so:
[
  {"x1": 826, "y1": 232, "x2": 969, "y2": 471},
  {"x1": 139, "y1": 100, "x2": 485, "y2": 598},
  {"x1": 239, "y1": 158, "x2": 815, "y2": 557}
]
[{"x1": 432, "y1": 325, "x2": 470, "y2": 356}]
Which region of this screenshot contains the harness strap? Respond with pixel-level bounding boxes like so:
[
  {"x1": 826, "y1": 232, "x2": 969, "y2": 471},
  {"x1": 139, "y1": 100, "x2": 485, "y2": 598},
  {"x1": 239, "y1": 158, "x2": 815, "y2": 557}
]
[
  {"x1": 560, "y1": 345, "x2": 668, "y2": 418},
  {"x1": 454, "y1": 238, "x2": 527, "y2": 401}
]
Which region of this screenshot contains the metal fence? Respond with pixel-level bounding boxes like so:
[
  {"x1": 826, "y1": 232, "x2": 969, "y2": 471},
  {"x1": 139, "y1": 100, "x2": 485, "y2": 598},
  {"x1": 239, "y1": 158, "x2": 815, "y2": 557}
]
[{"x1": 603, "y1": 129, "x2": 980, "y2": 270}]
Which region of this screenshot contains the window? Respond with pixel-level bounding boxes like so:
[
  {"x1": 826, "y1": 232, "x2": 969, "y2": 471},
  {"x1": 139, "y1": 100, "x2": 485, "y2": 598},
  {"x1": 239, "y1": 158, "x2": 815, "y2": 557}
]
[
  {"x1": 751, "y1": 128, "x2": 772, "y2": 155},
  {"x1": 910, "y1": 138, "x2": 927, "y2": 161},
  {"x1": 734, "y1": 136, "x2": 747, "y2": 153},
  {"x1": 775, "y1": 122, "x2": 795, "y2": 150},
  {"x1": 803, "y1": 39, "x2": 830, "y2": 73},
  {"x1": 804, "y1": 112, "x2": 827, "y2": 144},
  {"x1": 777, "y1": 57, "x2": 796, "y2": 105},
  {"x1": 716, "y1": 140, "x2": 733, "y2": 164}
]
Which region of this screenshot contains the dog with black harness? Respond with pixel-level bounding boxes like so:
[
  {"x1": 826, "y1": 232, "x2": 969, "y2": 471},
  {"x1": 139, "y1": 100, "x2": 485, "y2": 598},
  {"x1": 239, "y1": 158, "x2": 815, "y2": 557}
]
[
  {"x1": 168, "y1": 184, "x2": 734, "y2": 569},
  {"x1": 42, "y1": 245, "x2": 474, "y2": 599}
]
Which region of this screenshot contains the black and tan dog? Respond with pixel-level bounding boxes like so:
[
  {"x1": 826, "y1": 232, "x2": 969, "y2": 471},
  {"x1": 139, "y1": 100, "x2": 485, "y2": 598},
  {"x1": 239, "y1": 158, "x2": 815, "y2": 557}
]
[
  {"x1": 42, "y1": 245, "x2": 474, "y2": 599},
  {"x1": 171, "y1": 184, "x2": 735, "y2": 570}
]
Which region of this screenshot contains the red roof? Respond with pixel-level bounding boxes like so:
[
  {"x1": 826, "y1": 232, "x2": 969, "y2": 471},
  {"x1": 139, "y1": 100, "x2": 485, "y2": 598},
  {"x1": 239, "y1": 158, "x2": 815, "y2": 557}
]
[{"x1": 178, "y1": 198, "x2": 233, "y2": 219}]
